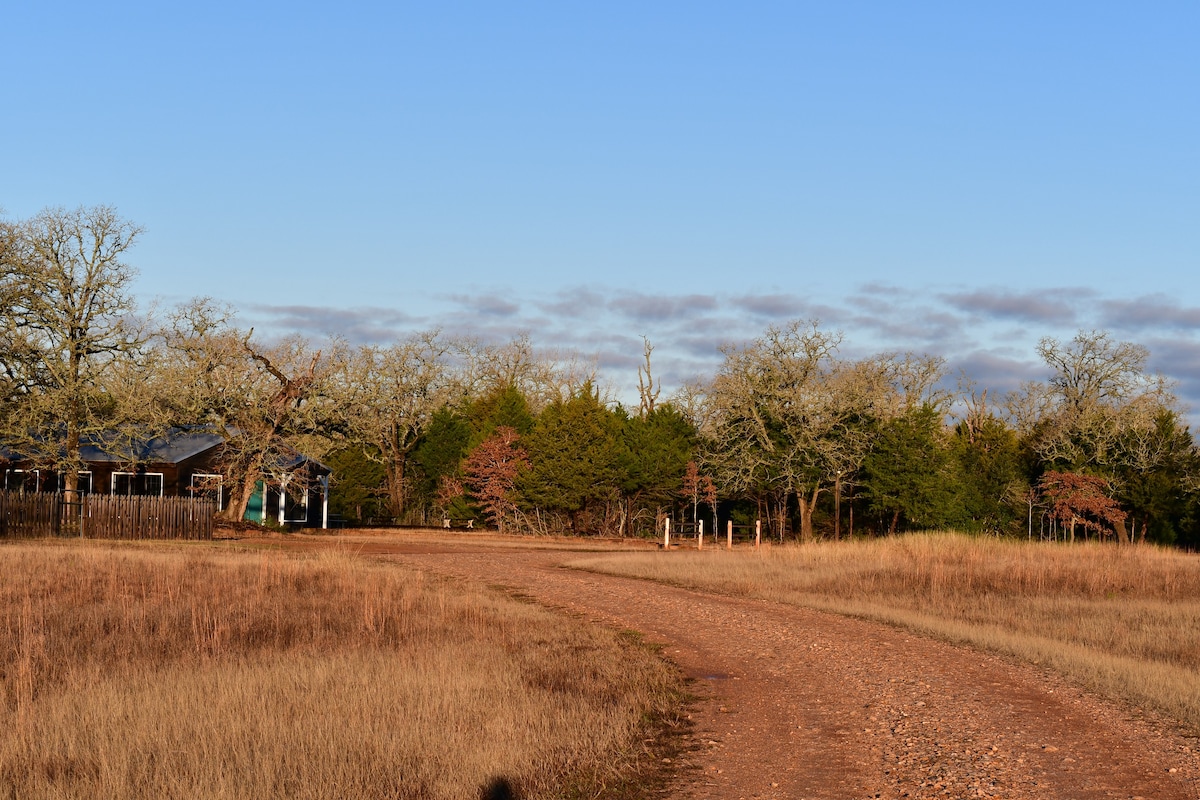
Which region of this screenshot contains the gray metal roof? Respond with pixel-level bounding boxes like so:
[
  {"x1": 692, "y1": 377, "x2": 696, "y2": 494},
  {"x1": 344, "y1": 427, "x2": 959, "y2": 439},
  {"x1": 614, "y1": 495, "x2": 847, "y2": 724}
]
[
  {"x1": 3, "y1": 427, "x2": 328, "y2": 474},
  {"x1": 78, "y1": 428, "x2": 226, "y2": 464}
]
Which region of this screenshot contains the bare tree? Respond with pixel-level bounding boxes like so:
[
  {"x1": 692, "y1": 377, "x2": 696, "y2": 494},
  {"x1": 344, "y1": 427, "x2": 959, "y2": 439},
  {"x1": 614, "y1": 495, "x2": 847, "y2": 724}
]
[
  {"x1": 637, "y1": 336, "x2": 660, "y2": 417},
  {"x1": 160, "y1": 299, "x2": 334, "y2": 521},
  {"x1": 701, "y1": 320, "x2": 930, "y2": 541},
  {"x1": 956, "y1": 376, "x2": 990, "y2": 446},
  {"x1": 0, "y1": 206, "x2": 146, "y2": 500},
  {"x1": 0, "y1": 213, "x2": 24, "y2": 407},
  {"x1": 1038, "y1": 331, "x2": 1153, "y2": 412},
  {"x1": 877, "y1": 352, "x2": 951, "y2": 415},
  {"x1": 680, "y1": 460, "x2": 716, "y2": 531},
  {"x1": 702, "y1": 321, "x2": 844, "y2": 541},
  {"x1": 1015, "y1": 330, "x2": 1179, "y2": 544},
  {"x1": 335, "y1": 332, "x2": 462, "y2": 521},
  {"x1": 464, "y1": 334, "x2": 592, "y2": 413}
]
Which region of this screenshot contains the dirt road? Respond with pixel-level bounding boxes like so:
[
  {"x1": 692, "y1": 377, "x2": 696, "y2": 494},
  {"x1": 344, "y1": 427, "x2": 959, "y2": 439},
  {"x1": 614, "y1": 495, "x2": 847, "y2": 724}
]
[{"x1": 259, "y1": 536, "x2": 1200, "y2": 799}]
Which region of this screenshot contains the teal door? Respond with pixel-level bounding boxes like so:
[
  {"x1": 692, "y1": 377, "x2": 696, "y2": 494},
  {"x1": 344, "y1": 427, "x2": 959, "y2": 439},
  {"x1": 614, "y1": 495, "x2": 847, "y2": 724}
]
[{"x1": 244, "y1": 480, "x2": 265, "y2": 521}]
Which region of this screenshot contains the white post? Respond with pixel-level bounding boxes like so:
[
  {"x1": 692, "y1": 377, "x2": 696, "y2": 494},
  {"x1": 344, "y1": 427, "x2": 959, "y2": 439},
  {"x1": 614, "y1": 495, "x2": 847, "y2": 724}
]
[
  {"x1": 727, "y1": 520, "x2": 733, "y2": 550},
  {"x1": 320, "y1": 475, "x2": 329, "y2": 530},
  {"x1": 698, "y1": 518, "x2": 704, "y2": 550},
  {"x1": 663, "y1": 516, "x2": 671, "y2": 549},
  {"x1": 755, "y1": 519, "x2": 761, "y2": 548},
  {"x1": 278, "y1": 474, "x2": 289, "y2": 526}
]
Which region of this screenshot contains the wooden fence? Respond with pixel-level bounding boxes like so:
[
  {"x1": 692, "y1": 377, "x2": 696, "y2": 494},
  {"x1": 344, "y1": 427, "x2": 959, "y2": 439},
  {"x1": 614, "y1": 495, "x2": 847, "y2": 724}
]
[
  {"x1": 0, "y1": 491, "x2": 215, "y2": 540},
  {"x1": 0, "y1": 490, "x2": 63, "y2": 537},
  {"x1": 82, "y1": 495, "x2": 215, "y2": 540}
]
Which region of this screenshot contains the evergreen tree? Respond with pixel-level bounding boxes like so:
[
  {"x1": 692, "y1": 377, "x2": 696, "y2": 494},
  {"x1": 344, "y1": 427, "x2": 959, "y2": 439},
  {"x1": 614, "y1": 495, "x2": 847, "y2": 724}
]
[
  {"x1": 410, "y1": 406, "x2": 473, "y2": 514},
  {"x1": 468, "y1": 384, "x2": 535, "y2": 443},
  {"x1": 619, "y1": 404, "x2": 696, "y2": 535},
  {"x1": 950, "y1": 413, "x2": 1027, "y2": 534},
  {"x1": 519, "y1": 382, "x2": 626, "y2": 534},
  {"x1": 1114, "y1": 409, "x2": 1200, "y2": 544},
  {"x1": 325, "y1": 445, "x2": 388, "y2": 524},
  {"x1": 861, "y1": 404, "x2": 958, "y2": 534}
]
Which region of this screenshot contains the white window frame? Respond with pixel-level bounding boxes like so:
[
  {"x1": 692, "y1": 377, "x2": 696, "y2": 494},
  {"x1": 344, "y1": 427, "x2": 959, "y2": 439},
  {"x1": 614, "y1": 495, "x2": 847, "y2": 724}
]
[
  {"x1": 190, "y1": 473, "x2": 224, "y2": 511},
  {"x1": 111, "y1": 471, "x2": 165, "y2": 497},
  {"x1": 58, "y1": 470, "x2": 93, "y2": 495},
  {"x1": 5, "y1": 468, "x2": 41, "y2": 492},
  {"x1": 280, "y1": 472, "x2": 310, "y2": 524}
]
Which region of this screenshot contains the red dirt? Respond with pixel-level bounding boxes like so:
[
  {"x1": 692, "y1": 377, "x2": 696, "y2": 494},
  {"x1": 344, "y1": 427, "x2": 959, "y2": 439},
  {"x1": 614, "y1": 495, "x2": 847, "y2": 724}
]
[{"x1": 244, "y1": 532, "x2": 1200, "y2": 799}]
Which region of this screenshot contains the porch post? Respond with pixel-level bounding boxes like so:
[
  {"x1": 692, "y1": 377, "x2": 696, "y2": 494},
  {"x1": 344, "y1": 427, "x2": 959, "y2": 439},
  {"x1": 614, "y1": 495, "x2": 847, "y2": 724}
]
[
  {"x1": 279, "y1": 473, "x2": 289, "y2": 526},
  {"x1": 320, "y1": 474, "x2": 329, "y2": 530}
]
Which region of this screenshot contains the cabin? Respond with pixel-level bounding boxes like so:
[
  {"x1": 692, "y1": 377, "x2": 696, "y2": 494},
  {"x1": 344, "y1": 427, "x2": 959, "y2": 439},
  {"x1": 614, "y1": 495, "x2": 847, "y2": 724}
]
[{"x1": 0, "y1": 428, "x2": 332, "y2": 529}]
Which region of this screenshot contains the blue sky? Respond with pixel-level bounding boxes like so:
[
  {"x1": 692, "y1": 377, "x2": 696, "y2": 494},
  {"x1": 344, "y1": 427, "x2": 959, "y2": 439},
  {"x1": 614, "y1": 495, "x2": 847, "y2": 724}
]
[{"x1": 4, "y1": 3, "x2": 1199, "y2": 411}]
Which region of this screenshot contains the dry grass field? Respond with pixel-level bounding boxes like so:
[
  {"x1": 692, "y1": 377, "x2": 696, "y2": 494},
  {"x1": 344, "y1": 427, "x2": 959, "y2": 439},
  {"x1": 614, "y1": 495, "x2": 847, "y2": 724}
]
[
  {"x1": 0, "y1": 540, "x2": 686, "y2": 800},
  {"x1": 573, "y1": 532, "x2": 1200, "y2": 733}
]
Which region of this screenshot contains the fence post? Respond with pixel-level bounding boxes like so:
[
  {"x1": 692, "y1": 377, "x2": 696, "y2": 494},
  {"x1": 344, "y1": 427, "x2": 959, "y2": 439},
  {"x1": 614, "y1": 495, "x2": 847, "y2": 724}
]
[
  {"x1": 727, "y1": 520, "x2": 733, "y2": 550},
  {"x1": 698, "y1": 519, "x2": 703, "y2": 550},
  {"x1": 755, "y1": 519, "x2": 761, "y2": 549},
  {"x1": 663, "y1": 516, "x2": 670, "y2": 549}
]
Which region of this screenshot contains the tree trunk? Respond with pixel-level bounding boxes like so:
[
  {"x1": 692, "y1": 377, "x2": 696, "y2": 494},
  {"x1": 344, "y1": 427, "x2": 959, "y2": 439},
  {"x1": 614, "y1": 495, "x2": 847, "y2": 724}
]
[
  {"x1": 796, "y1": 494, "x2": 810, "y2": 541},
  {"x1": 833, "y1": 473, "x2": 841, "y2": 540},
  {"x1": 889, "y1": 509, "x2": 900, "y2": 536},
  {"x1": 1113, "y1": 516, "x2": 1130, "y2": 545},
  {"x1": 228, "y1": 477, "x2": 259, "y2": 524},
  {"x1": 384, "y1": 453, "x2": 407, "y2": 521},
  {"x1": 64, "y1": 386, "x2": 82, "y2": 503},
  {"x1": 796, "y1": 485, "x2": 821, "y2": 542},
  {"x1": 64, "y1": 422, "x2": 81, "y2": 504},
  {"x1": 223, "y1": 447, "x2": 269, "y2": 523},
  {"x1": 774, "y1": 493, "x2": 789, "y2": 542}
]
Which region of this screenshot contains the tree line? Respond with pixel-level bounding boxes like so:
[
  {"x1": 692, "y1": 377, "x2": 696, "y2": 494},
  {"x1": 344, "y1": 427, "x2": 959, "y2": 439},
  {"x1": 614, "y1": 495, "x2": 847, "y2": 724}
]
[{"x1": 4, "y1": 206, "x2": 1198, "y2": 544}]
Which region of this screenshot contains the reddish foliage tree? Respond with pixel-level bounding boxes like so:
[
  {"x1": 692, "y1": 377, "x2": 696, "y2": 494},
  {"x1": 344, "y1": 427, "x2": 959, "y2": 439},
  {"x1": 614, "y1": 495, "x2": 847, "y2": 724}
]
[
  {"x1": 436, "y1": 474, "x2": 465, "y2": 513},
  {"x1": 1037, "y1": 471, "x2": 1126, "y2": 542},
  {"x1": 463, "y1": 426, "x2": 529, "y2": 532}
]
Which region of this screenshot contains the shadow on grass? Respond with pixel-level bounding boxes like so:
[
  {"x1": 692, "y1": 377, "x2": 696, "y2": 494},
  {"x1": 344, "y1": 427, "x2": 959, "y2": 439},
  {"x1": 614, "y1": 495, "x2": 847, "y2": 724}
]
[{"x1": 481, "y1": 777, "x2": 517, "y2": 799}]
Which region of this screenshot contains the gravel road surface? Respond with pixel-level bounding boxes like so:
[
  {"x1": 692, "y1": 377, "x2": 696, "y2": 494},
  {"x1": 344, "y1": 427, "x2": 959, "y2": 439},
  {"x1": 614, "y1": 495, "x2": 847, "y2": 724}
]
[{"x1": 255, "y1": 535, "x2": 1200, "y2": 799}]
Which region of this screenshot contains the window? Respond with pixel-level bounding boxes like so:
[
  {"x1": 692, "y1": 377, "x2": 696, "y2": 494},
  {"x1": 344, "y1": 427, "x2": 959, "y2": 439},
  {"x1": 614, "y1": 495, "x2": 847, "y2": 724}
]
[
  {"x1": 111, "y1": 472, "x2": 164, "y2": 497},
  {"x1": 281, "y1": 473, "x2": 310, "y2": 523},
  {"x1": 4, "y1": 469, "x2": 41, "y2": 493},
  {"x1": 189, "y1": 473, "x2": 224, "y2": 510},
  {"x1": 58, "y1": 471, "x2": 93, "y2": 495},
  {"x1": 283, "y1": 487, "x2": 309, "y2": 523}
]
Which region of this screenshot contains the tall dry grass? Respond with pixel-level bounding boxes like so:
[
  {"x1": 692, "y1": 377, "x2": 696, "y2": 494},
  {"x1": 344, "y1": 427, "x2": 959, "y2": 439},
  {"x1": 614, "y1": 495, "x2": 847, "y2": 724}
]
[
  {"x1": 0, "y1": 541, "x2": 685, "y2": 800},
  {"x1": 573, "y1": 533, "x2": 1200, "y2": 732}
]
